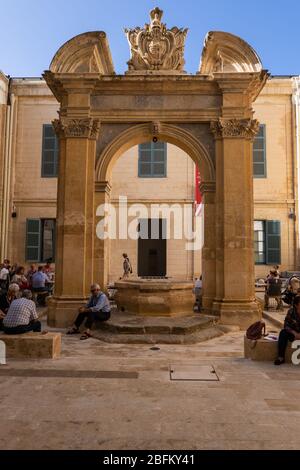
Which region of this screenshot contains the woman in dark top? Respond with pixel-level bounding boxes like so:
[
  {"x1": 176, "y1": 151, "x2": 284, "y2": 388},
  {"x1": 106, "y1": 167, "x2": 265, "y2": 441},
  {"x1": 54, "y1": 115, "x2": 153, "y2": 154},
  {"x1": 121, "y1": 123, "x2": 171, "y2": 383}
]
[
  {"x1": 0, "y1": 283, "x2": 20, "y2": 330},
  {"x1": 274, "y1": 295, "x2": 300, "y2": 365}
]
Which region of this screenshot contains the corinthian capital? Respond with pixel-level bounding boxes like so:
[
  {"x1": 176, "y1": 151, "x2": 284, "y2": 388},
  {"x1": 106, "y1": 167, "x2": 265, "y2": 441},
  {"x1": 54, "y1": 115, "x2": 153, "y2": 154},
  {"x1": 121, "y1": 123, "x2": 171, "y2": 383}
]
[
  {"x1": 210, "y1": 118, "x2": 260, "y2": 140},
  {"x1": 52, "y1": 118, "x2": 101, "y2": 140}
]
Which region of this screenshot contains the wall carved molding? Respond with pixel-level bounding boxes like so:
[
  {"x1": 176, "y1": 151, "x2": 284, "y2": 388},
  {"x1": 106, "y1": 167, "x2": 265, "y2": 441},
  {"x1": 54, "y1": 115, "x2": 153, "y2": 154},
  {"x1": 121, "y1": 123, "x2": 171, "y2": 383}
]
[
  {"x1": 210, "y1": 118, "x2": 260, "y2": 140},
  {"x1": 52, "y1": 118, "x2": 101, "y2": 140}
]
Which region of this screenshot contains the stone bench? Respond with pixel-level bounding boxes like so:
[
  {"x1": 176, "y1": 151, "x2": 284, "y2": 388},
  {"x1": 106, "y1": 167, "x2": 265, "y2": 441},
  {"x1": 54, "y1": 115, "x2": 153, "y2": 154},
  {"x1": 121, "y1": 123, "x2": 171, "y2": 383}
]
[
  {"x1": 244, "y1": 335, "x2": 293, "y2": 363},
  {"x1": 0, "y1": 332, "x2": 61, "y2": 359}
]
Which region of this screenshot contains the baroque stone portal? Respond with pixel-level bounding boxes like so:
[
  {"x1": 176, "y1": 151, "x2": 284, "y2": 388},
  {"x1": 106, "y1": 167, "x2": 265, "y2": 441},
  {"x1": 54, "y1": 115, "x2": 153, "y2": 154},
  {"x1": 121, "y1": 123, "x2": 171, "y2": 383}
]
[{"x1": 44, "y1": 7, "x2": 268, "y2": 329}]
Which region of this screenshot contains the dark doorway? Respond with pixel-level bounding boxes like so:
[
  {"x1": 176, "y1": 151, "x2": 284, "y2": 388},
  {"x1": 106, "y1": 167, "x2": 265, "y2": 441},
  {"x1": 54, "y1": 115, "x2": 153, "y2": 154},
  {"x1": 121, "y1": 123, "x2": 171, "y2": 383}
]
[{"x1": 138, "y1": 219, "x2": 167, "y2": 277}]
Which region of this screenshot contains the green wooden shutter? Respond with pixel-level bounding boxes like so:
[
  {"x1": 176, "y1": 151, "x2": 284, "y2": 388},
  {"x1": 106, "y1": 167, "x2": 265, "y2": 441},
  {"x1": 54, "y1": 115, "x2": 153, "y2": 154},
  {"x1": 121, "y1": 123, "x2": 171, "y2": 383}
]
[
  {"x1": 26, "y1": 219, "x2": 41, "y2": 262},
  {"x1": 253, "y1": 124, "x2": 266, "y2": 178},
  {"x1": 266, "y1": 220, "x2": 281, "y2": 265},
  {"x1": 41, "y1": 124, "x2": 59, "y2": 177}
]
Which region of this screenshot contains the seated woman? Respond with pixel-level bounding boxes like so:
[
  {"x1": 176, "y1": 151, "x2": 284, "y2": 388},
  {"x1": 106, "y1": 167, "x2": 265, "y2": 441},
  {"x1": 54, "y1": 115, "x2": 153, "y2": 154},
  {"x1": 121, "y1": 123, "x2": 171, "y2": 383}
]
[
  {"x1": 3, "y1": 290, "x2": 41, "y2": 335},
  {"x1": 11, "y1": 266, "x2": 29, "y2": 290},
  {"x1": 274, "y1": 295, "x2": 300, "y2": 365}
]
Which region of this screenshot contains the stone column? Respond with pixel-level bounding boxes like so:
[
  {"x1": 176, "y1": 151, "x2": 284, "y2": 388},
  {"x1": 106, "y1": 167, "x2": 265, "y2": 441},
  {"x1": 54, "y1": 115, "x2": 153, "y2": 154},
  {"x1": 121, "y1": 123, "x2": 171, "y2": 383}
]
[
  {"x1": 47, "y1": 117, "x2": 100, "y2": 328},
  {"x1": 211, "y1": 118, "x2": 261, "y2": 328},
  {"x1": 94, "y1": 181, "x2": 111, "y2": 289},
  {"x1": 200, "y1": 181, "x2": 216, "y2": 312}
]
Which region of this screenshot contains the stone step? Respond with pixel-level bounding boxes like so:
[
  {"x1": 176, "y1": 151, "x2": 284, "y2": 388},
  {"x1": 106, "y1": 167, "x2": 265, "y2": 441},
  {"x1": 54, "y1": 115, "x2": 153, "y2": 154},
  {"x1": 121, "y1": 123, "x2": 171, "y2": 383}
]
[
  {"x1": 92, "y1": 325, "x2": 225, "y2": 345},
  {"x1": 0, "y1": 332, "x2": 61, "y2": 359},
  {"x1": 95, "y1": 312, "x2": 215, "y2": 336}
]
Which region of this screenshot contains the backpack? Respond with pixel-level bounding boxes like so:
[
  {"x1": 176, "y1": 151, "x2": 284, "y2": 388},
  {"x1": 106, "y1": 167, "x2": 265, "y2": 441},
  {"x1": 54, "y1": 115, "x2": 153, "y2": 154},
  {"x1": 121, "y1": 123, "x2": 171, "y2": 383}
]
[{"x1": 246, "y1": 321, "x2": 266, "y2": 340}]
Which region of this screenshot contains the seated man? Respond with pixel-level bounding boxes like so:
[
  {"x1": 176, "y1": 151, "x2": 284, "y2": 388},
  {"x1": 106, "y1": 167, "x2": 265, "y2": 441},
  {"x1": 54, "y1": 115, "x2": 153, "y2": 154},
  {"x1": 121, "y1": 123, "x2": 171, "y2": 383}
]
[
  {"x1": 32, "y1": 266, "x2": 51, "y2": 292},
  {"x1": 32, "y1": 266, "x2": 52, "y2": 305},
  {"x1": 264, "y1": 269, "x2": 283, "y2": 311},
  {"x1": 3, "y1": 290, "x2": 41, "y2": 335},
  {"x1": 67, "y1": 284, "x2": 111, "y2": 340},
  {"x1": 274, "y1": 295, "x2": 300, "y2": 365},
  {"x1": 0, "y1": 283, "x2": 20, "y2": 330},
  {"x1": 26, "y1": 264, "x2": 37, "y2": 289}
]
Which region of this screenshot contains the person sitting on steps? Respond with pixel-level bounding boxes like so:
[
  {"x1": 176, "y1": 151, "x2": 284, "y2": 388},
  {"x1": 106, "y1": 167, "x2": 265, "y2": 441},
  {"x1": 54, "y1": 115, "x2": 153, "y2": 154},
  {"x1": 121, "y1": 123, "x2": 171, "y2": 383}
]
[
  {"x1": 67, "y1": 284, "x2": 111, "y2": 340},
  {"x1": 3, "y1": 289, "x2": 42, "y2": 335},
  {"x1": 274, "y1": 295, "x2": 300, "y2": 365}
]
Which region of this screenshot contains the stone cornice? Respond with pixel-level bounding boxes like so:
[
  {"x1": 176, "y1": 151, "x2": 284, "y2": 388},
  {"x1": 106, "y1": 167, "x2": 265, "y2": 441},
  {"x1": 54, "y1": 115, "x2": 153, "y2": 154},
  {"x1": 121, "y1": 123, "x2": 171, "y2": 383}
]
[
  {"x1": 210, "y1": 118, "x2": 260, "y2": 140},
  {"x1": 199, "y1": 181, "x2": 216, "y2": 194},
  {"x1": 95, "y1": 181, "x2": 112, "y2": 194},
  {"x1": 52, "y1": 117, "x2": 100, "y2": 140}
]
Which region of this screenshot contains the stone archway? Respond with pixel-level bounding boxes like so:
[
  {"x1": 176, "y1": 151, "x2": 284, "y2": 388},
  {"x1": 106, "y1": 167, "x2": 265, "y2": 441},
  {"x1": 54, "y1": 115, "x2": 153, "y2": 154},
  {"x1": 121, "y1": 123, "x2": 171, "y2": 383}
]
[
  {"x1": 95, "y1": 122, "x2": 215, "y2": 182},
  {"x1": 45, "y1": 7, "x2": 267, "y2": 328},
  {"x1": 93, "y1": 122, "x2": 216, "y2": 314}
]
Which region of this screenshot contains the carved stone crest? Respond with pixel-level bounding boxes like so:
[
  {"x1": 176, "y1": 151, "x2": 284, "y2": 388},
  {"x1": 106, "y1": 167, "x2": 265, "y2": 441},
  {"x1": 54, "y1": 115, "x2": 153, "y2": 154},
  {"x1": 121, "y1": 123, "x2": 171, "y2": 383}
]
[
  {"x1": 125, "y1": 7, "x2": 188, "y2": 74},
  {"x1": 210, "y1": 118, "x2": 260, "y2": 140}
]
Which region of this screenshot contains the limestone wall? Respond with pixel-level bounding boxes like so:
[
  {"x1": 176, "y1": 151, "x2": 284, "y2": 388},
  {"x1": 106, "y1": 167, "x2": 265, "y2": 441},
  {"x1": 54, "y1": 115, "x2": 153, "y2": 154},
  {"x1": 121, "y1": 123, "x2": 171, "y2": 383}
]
[
  {"x1": 7, "y1": 80, "x2": 58, "y2": 263},
  {"x1": 253, "y1": 78, "x2": 297, "y2": 277},
  {"x1": 108, "y1": 144, "x2": 196, "y2": 281}
]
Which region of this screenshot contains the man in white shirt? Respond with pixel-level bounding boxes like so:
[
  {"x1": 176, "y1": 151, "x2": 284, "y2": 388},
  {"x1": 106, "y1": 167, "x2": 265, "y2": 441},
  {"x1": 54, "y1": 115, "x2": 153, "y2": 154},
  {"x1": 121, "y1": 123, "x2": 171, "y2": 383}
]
[
  {"x1": 0, "y1": 267, "x2": 9, "y2": 281},
  {"x1": 0, "y1": 261, "x2": 10, "y2": 291},
  {"x1": 3, "y1": 290, "x2": 41, "y2": 335}
]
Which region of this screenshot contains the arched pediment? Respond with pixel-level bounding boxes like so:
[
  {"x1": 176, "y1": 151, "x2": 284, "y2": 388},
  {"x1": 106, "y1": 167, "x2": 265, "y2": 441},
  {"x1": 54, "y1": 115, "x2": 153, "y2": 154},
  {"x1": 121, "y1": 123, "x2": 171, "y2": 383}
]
[
  {"x1": 199, "y1": 31, "x2": 263, "y2": 74},
  {"x1": 49, "y1": 31, "x2": 115, "y2": 74}
]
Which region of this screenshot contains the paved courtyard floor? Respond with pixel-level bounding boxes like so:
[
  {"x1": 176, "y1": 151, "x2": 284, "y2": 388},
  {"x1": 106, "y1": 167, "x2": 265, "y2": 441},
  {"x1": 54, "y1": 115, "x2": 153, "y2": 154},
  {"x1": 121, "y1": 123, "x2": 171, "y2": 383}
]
[{"x1": 0, "y1": 323, "x2": 300, "y2": 450}]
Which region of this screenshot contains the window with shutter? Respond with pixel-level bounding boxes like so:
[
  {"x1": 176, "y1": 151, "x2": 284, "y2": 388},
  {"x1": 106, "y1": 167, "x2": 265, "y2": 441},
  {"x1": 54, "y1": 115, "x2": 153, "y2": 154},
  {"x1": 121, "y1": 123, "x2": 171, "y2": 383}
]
[
  {"x1": 253, "y1": 124, "x2": 266, "y2": 178},
  {"x1": 41, "y1": 124, "x2": 59, "y2": 177},
  {"x1": 266, "y1": 220, "x2": 281, "y2": 265},
  {"x1": 26, "y1": 219, "x2": 41, "y2": 262},
  {"x1": 26, "y1": 219, "x2": 56, "y2": 262}
]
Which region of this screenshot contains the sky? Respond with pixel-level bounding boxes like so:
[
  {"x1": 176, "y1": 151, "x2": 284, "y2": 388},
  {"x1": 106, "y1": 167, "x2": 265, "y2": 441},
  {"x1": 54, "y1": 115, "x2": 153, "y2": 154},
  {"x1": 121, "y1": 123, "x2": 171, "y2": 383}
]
[{"x1": 0, "y1": 0, "x2": 299, "y2": 77}]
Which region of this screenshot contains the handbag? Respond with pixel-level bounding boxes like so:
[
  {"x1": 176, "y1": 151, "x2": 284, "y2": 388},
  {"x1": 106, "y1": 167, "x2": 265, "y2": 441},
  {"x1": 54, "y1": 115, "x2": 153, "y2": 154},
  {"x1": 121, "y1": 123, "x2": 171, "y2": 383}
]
[{"x1": 246, "y1": 321, "x2": 266, "y2": 340}]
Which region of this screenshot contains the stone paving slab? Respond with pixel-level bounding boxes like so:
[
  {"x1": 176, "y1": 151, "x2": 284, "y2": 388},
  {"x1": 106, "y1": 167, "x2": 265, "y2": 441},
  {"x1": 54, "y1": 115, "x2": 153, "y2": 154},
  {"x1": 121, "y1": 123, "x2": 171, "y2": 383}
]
[{"x1": 1, "y1": 330, "x2": 299, "y2": 450}]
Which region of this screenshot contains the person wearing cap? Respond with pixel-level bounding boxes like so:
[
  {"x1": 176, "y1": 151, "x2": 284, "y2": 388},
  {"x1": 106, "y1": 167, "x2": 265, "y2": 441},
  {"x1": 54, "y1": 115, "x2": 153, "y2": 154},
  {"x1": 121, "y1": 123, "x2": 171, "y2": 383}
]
[{"x1": 67, "y1": 284, "x2": 111, "y2": 340}]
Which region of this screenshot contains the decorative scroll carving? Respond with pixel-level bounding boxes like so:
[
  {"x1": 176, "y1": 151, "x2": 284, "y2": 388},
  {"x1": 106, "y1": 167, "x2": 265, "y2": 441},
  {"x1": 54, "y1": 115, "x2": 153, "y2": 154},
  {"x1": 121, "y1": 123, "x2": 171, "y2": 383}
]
[
  {"x1": 52, "y1": 118, "x2": 101, "y2": 140},
  {"x1": 210, "y1": 118, "x2": 260, "y2": 140},
  {"x1": 90, "y1": 119, "x2": 101, "y2": 140},
  {"x1": 125, "y1": 7, "x2": 188, "y2": 74},
  {"x1": 52, "y1": 119, "x2": 64, "y2": 137}
]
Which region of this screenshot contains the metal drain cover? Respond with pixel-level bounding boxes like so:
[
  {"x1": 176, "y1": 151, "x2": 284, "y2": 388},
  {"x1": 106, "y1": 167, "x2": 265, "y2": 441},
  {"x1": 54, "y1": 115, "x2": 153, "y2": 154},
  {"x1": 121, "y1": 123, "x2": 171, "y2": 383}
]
[{"x1": 170, "y1": 364, "x2": 219, "y2": 381}]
